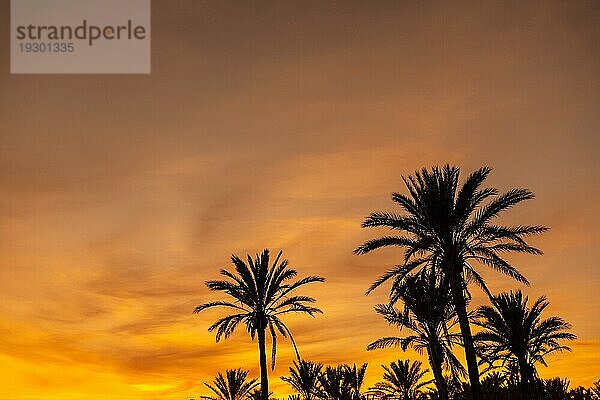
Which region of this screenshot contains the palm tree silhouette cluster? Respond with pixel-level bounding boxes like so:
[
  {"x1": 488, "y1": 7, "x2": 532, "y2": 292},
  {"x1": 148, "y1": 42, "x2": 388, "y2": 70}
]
[{"x1": 194, "y1": 165, "x2": 597, "y2": 400}]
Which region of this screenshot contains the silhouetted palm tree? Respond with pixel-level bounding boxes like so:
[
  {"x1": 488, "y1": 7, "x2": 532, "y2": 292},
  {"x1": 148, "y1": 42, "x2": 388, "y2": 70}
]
[
  {"x1": 371, "y1": 359, "x2": 431, "y2": 400},
  {"x1": 544, "y1": 378, "x2": 570, "y2": 400},
  {"x1": 202, "y1": 369, "x2": 259, "y2": 400},
  {"x1": 342, "y1": 363, "x2": 368, "y2": 400},
  {"x1": 318, "y1": 365, "x2": 345, "y2": 400},
  {"x1": 355, "y1": 165, "x2": 547, "y2": 399},
  {"x1": 591, "y1": 380, "x2": 600, "y2": 399},
  {"x1": 479, "y1": 371, "x2": 509, "y2": 400},
  {"x1": 569, "y1": 386, "x2": 596, "y2": 400},
  {"x1": 281, "y1": 360, "x2": 323, "y2": 400},
  {"x1": 318, "y1": 364, "x2": 367, "y2": 400},
  {"x1": 367, "y1": 269, "x2": 463, "y2": 400},
  {"x1": 474, "y1": 290, "x2": 576, "y2": 397},
  {"x1": 195, "y1": 249, "x2": 325, "y2": 400},
  {"x1": 248, "y1": 388, "x2": 274, "y2": 400}
]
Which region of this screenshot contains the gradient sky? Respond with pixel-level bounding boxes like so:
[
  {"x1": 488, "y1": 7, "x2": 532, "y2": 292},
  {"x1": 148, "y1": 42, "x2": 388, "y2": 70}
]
[{"x1": 0, "y1": 1, "x2": 599, "y2": 399}]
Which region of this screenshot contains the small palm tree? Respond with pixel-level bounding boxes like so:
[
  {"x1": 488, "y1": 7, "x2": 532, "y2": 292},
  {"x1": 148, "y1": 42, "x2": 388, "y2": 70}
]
[
  {"x1": 569, "y1": 386, "x2": 595, "y2": 400},
  {"x1": 318, "y1": 364, "x2": 367, "y2": 400},
  {"x1": 371, "y1": 360, "x2": 431, "y2": 400},
  {"x1": 473, "y1": 290, "x2": 576, "y2": 395},
  {"x1": 342, "y1": 363, "x2": 368, "y2": 400},
  {"x1": 479, "y1": 372, "x2": 509, "y2": 400},
  {"x1": 355, "y1": 165, "x2": 547, "y2": 399},
  {"x1": 591, "y1": 380, "x2": 600, "y2": 399},
  {"x1": 367, "y1": 269, "x2": 463, "y2": 400},
  {"x1": 544, "y1": 378, "x2": 570, "y2": 400},
  {"x1": 202, "y1": 369, "x2": 259, "y2": 400},
  {"x1": 281, "y1": 360, "x2": 323, "y2": 400},
  {"x1": 248, "y1": 389, "x2": 274, "y2": 400},
  {"x1": 195, "y1": 249, "x2": 325, "y2": 400},
  {"x1": 318, "y1": 365, "x2": 345, "y2": 400}
]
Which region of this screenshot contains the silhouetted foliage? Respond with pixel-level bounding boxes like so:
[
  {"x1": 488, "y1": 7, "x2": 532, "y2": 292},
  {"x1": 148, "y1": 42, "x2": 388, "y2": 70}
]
[
  {"x1": 367, "y1": 269, "x2": 463, "y2": 400},
  {"x1": 248, "y1": 388, "x2": 274, "y2": 400},
  {"x1": 371, "y1": 359, "x2": 431, "y2": 400},
  {"x1": 317, "y1": 363, "x2": 368, "y2": 400},
  {"x1": 474, "y1": 290, "x2": 576, "y2": 396},
  {"x1": 592, "y1": 380, "x2": 600, "y2": 398},
  {"x1": 544, "y1": 377, "x2": 571, "y2": 400},
  {"x1": 355, "y1": 165, "x2": 547, "y2": 399},
  {"x1": 194, "y1": 166, "x2": 596, "y2": 400},
  {"x1": 195, "y1": 249, "x2": 325, "y2": 400},
  {"x1": 281, "y1": 360, "x2": 324, "y2": 400},
  {"x1": 202, "y1": 369, "x2": 259, "y2": 400}
]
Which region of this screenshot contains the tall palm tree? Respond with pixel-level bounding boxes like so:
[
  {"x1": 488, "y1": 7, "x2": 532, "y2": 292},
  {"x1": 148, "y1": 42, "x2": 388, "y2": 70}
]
[
  {"x1": 473, "y1": 290, "x2": 576, "y2": 395},
  {"x1": 355, "y1": 165, "x2": 547, "y2": 399},
  {"x1": 202, "y1": 369, "x2": 259, "y2": 400},
  {"x1": 281, "y1": 360, "x2": 323, "y2": 400},
  {"x1": 195, "y1": 249, "x2": 325, "y2": 400},
  {"x1": 371, "y1": 359, "x2": 431, "y2": 400},
  {"x1": 367, "y1": 269, "x2": 464, "y2": 400}
]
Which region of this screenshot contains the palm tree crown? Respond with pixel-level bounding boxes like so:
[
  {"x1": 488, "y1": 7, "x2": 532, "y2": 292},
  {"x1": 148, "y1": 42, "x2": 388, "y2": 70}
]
[
  {"x1": 342, "y1": 363, "x2": 368, "y2": 400},
  {"x1": 473, "y1": 290, "x2": 576, "y2": 388},
  {"x1": 203, "y1": 369, "x2": 259, "y2": 400},
  {"x1": 195, "y1": 249, "x2": 325, "y2": 400},
  {"x1": 355, "y1": 165, "x2": 546, "y2": 298},
  {"x1": 355, "y1": 165, "x2": 547, "y2": 399},
  {"x1": 318, "y1": 363, "x2": 368, "y2": 400},
  {"x1": 371, "y1": 359, "x2": 431, "y2": 400},
  {"x1": 281, "y1": 360, "x2": 323, "y2": 400},
  {"x1": 367, "y1": 269, "x2": 464, "y2": 399}
]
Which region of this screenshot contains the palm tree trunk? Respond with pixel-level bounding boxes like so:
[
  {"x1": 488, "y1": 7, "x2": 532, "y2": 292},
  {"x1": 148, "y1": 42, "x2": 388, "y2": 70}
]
[
  {"x1": 257, "y1": 327, "x2": 269, "y2": 400},
  {"x1": 427, "y1": 345, "x2": 449, "y2": 400},
  {"x1": 448, "y1": 272, "x2": 481, "y2": 400},
  {"x1": 518, "y1": 355, "x2": 531, "y2": 399}
]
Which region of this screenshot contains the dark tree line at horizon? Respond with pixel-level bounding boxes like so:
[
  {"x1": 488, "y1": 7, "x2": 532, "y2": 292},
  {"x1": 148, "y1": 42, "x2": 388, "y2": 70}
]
[{"x1": 194, "y1": 165, "x2": 595, "y2": 400}]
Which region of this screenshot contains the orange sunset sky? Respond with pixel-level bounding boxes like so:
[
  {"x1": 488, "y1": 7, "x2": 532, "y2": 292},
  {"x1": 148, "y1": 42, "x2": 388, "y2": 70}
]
[{"x1": 0, "y1": 1, "x2": 599, "y2": 399}]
